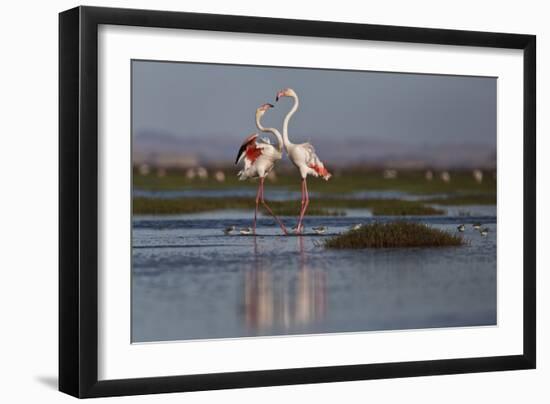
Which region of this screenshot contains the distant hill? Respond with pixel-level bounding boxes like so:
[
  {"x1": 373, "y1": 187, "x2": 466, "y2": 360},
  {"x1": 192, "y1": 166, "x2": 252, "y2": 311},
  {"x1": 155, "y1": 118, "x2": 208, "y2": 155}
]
[{"x1": 133, "y1": 130, "x2": 496, "y2": 169}]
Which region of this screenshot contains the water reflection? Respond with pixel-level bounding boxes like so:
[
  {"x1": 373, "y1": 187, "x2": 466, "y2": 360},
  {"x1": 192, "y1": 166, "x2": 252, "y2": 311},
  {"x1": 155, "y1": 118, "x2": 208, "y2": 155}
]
[
  {"x1": 132, "y1": 217, "x2": 497, "y2": 342},
  {"x1": 243, "y1": 236, "x2": 327, "y2": 334}
]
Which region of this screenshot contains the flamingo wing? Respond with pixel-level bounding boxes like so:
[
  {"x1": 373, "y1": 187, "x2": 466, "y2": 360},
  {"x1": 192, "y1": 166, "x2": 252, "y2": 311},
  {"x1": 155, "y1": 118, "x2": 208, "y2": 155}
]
[
  {"x1": 235, "y1": 133, "x2": 260, "y2": 165},
  {"x1": 302, "y1": 142, "x2": 331, "y2": 179}
]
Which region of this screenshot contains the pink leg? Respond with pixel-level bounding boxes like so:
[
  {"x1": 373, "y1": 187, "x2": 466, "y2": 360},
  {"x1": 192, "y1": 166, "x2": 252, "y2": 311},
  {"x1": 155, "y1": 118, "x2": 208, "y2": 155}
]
[
  {"x1": 253, "y1": 180, "x2": 262, "y2": 235},
  {"x1": 296, "y1": 178, "x2": 309, "y2": 233},
  {"x1": 294, "y1": 180, "x2": 305, "y2": 233},
  {"x1": 259, "y1": 177, "x2": 288, "y2": 235}
]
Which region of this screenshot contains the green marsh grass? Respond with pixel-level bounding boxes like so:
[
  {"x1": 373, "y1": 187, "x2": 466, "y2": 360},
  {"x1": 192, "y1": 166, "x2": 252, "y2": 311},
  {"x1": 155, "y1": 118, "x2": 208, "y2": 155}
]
[
  {"x1": 424, "y1": 194, "x2": 496, "y2": 205},
  {"x1": 133, "y1": 168, "x2": 497, "y2": 195},
  {"x1": 133, "y1": 197, "x2": 443, "y2": 216}
]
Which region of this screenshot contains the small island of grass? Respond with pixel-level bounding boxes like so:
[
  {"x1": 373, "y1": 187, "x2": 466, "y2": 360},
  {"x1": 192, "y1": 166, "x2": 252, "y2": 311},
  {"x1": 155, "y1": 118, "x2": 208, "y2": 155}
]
[{"x1": 324, "y1": 221, "x2": 465, "y2": 249}]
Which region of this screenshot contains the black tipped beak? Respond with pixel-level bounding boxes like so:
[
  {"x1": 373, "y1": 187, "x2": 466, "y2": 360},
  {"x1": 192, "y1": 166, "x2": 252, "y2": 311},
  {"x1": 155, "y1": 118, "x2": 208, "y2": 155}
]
[
  {"x1": 268, "y1": 103, "x2": 274, "y2": 108},
  {"x1": 275, "y1": 96, "x2": 279, "y2": 102}
]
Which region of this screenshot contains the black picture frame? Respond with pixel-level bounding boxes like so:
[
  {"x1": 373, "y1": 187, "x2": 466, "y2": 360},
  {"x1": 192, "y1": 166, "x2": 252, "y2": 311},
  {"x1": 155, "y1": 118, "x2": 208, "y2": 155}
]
[{"x1": 59, "y1": 5, "x2": 536, "y2": 398}]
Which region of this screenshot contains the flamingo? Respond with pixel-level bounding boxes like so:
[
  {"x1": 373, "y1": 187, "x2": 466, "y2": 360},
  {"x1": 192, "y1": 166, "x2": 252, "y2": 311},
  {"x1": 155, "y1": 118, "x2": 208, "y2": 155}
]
[
  {"x1": 275, "y1": 88, "x2": 332, "y2": 233},
  {"x1": 235, "y1": 103, "x2": 288, "y2": 235}
]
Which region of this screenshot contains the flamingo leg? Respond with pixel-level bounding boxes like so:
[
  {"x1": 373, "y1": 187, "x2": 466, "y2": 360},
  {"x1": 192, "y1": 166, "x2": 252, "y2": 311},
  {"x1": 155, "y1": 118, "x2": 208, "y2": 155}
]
[
  {"x1": 253, "y1": 179, "x2": 262, "y2": 235},
  {"x1": 296, "y1": 178, "x2": 309, "y2": 233},
  {"x1": 259, "y1": 177, "x2": 288, "y2": 235},
  {"x1": 296, "y1": 179, "x2": 306, "y2": 233}
]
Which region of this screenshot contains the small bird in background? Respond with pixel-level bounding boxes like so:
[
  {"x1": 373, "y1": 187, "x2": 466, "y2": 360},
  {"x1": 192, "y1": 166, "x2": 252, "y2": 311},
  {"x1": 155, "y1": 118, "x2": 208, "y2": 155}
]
[
  {"x1": 350, "y1": 223, "x2": 363, "y2": 231},
  {"x1": 312, "y1": 226, "x2": 328, "y2": 234},
  {"x1": 480, "y1": 228, "x2": 489, "y2": 237},
  {"x1": 457, "y1": 224, "x2": 465, "y2": 232},
  {"x1": 473, "y1": 222, "x2": 482, "y2": 230},
  {"x1": 239, "y1": 227, "x2": 253, "y2": 235},
  {"x1": 223, "y1": 225, "x2": 237, "y2": 235}
]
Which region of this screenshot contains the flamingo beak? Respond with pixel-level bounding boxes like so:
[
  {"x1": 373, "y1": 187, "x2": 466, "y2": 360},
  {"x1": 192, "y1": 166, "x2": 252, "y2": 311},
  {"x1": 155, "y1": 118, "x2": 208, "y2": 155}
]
[{"x1": 259, "y1": 103, "x2": 274, "y2": 113}]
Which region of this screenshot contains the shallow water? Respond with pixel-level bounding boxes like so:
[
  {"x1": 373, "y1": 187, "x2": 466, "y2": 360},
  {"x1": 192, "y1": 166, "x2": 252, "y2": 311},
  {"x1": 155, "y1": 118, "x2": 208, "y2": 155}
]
[
  {"x1": 132, "y1": 210, "x2": 497, "y2": 342},
  {"x1": 134, "y1": 187, "x2": 307, "y2": 201},
  {"x1": 134, "y1": 187, "x2": 456, "y2": 201}
]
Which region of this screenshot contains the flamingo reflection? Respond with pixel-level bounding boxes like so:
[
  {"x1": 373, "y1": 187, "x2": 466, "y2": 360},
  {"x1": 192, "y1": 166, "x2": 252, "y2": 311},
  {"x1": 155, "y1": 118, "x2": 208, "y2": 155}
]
[{"x1": 243, "y1": 236, "x2": 326, "y2": 333}]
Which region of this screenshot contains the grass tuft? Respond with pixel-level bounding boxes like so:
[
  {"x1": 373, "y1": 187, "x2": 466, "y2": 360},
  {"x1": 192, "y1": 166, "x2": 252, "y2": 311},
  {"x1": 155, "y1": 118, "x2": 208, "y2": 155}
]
[{"x1": 324, "y1": 221, "x2": 465, "y2": 249}]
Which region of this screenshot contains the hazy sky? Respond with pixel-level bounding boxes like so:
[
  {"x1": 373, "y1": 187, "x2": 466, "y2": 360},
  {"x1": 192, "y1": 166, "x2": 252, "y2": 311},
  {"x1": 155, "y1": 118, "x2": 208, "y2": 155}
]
[{"x1": 132, "y1": 60, "x2": 496, "y2": 167}]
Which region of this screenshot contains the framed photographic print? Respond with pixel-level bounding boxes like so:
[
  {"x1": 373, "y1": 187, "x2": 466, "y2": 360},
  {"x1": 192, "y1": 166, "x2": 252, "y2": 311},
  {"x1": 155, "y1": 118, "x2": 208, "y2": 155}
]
[{"x1": 59, "y1": 6, "x2": 536, "y2": 398}]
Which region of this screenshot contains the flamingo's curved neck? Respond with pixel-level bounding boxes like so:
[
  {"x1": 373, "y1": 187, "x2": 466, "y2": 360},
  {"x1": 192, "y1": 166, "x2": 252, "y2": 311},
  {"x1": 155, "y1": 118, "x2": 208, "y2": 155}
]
[
  {"x1": 282, "y1": 94, "x2": 299, "y2": 149},
  {"x1": 256, "y1": 113, "x2": 283, "y2": 152}
]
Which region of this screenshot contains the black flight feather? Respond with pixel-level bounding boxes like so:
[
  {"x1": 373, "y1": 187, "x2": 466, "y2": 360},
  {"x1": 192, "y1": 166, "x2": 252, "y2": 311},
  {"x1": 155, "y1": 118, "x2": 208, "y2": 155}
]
[{"x1": 235, "y1": 144, "x2": 247, "y2": 164}]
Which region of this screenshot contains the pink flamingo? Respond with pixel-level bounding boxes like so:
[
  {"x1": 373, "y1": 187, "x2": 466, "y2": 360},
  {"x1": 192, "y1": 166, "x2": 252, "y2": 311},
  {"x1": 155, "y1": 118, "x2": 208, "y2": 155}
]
[
  {"x1": 235, "y1": 103, "x2": 288, "y2": 235},
  {"x1": 275, "y1": 88, "x2": 332, "y2": 233}
]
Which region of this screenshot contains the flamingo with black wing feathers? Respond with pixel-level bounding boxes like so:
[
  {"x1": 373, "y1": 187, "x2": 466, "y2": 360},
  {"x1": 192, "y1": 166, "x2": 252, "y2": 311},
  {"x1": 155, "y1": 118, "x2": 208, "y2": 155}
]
[{"x1": 235, "y1": 103, "x2": 288, "y2": 235}]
